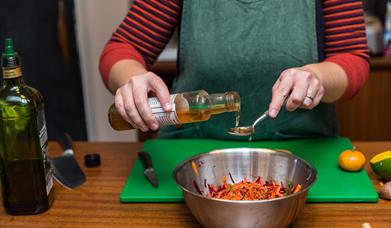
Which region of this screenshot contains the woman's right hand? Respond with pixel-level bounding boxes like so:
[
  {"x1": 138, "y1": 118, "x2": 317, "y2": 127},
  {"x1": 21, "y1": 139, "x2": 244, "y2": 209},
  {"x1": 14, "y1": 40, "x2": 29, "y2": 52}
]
[{"x1": 114, "y1": 72, "x2": 171, "y2": 132}]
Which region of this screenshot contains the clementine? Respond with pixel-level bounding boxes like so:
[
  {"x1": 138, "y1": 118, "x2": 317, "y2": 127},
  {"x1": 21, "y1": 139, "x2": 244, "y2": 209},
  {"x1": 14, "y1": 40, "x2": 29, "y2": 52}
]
[{"x1": 338, "y1": 149, "x2": 366, "y2": 172}]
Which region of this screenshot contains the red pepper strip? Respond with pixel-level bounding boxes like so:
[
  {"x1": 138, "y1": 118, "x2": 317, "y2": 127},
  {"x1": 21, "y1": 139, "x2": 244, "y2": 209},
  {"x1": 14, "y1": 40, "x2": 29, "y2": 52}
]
[{"x1": 193, "y1": 180, "x2": 202, "y2": 194}]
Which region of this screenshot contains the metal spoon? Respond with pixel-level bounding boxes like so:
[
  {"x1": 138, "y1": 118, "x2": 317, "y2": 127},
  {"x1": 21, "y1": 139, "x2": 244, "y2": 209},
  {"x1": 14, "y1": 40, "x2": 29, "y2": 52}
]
[{"x1": 228, "y1": 110, "x2": 269, "y2": 136}]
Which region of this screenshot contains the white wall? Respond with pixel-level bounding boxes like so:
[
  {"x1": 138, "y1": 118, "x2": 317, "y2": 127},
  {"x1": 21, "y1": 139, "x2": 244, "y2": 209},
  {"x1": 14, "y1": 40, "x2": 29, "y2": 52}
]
[{"x1": 74, "y1": 0, "x2": 138, "y2": 141}]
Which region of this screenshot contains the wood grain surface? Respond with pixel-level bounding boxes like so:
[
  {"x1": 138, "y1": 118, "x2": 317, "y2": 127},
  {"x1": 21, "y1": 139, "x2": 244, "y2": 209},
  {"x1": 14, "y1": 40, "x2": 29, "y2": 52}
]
[
  {"x1": 336, "y1": 57, "x2": 391, "y2": 141},
  {"x1": 0, "y1": 141, "x2": 391, "y2": 227}
]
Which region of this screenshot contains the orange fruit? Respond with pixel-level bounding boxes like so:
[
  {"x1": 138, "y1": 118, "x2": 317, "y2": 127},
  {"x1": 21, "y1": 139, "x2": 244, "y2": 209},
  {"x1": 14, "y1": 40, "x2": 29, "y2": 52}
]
[{"x1": 338, "y1": 149, "x2": 366, "y2": 172}]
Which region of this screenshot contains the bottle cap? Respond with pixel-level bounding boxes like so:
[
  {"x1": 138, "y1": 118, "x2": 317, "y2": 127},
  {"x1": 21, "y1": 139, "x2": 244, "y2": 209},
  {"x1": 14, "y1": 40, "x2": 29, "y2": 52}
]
[
  {"x1": 3, "y1": 38, "x2": 17, "y2": 58},
  {"x1": 2, "y1": 38, "x2": 21, "y2": 71},
  {"x1": 84, "y1": 153, "x2": 101, "y2": 167}
]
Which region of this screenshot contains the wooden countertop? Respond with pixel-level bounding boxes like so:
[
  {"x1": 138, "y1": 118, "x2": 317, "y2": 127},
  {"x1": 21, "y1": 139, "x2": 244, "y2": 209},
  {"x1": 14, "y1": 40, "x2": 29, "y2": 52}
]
[
  {"x1": 370, "y1": 57, "x2": 391, "y2": 69},
  {"x1": 1, "y1": 141, "x2": 391, "y2": 227}
]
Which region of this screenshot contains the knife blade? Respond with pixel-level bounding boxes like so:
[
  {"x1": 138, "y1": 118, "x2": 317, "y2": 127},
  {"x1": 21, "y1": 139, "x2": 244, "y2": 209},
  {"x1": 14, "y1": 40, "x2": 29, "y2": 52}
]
[
  {"x1": 139, "y1": 151, "x2": 158, "y2": 188},
  {"x1": 51, "y1": 133, "x2": 86, "y2": 189}
]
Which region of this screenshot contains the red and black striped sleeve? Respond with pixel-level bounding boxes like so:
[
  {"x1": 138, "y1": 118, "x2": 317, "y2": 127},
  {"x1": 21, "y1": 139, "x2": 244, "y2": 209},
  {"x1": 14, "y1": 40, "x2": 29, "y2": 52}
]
[
  {"x1": 111, "y1": 0, "x2": 180, "y2": 65},
  {"x1": 322, "y1": 0, "x2": 370, "y2": 100},
  {"x1": 99, "y1": 0, "x2": 181, "y2": 88},
  {"x1": 323, "y1": 0, "x2": 369, "y2": 60}
]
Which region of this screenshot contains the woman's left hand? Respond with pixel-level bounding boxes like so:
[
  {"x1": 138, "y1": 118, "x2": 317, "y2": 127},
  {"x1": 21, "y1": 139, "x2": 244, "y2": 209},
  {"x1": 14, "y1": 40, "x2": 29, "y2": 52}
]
[{"x1": 268, "y1": 67, "x2": 325, "y2": 118}]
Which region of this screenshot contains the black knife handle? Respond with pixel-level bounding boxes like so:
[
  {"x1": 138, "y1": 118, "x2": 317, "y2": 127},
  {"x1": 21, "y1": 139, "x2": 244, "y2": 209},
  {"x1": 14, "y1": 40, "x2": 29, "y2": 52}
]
[
  {"x1": 57, "y1": 132, "x2": 73, "y2": 150},
  {"x1": 139, "y1": 152, "x2": 153, "y2": 169}
]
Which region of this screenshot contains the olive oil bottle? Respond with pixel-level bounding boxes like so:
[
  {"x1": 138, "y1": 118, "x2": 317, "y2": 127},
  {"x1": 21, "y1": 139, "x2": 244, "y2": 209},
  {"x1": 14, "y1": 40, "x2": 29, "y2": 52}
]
[
  {"x1": 0, "y1": 38, "x2": 54, "y2": 215},
  {"x1": 108, "y1": 90, "x2": 241, "y2": 131}
]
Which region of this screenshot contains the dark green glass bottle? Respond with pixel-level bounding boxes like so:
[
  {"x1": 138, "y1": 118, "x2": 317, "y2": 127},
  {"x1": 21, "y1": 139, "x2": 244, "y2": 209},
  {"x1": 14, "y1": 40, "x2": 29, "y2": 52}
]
[{"x1": 0, "y1": 38, "x2": 54, "y2": 215}]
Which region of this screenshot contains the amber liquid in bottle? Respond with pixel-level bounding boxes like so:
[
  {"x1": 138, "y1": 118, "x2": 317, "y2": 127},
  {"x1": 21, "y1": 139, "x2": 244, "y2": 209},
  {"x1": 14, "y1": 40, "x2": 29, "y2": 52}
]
[
  {"x1": 108, "y1": 90, "x2": 240, "y2": 131},
  {"x1": 0, "y1": 38, "x2": 54, "y2": 215}
]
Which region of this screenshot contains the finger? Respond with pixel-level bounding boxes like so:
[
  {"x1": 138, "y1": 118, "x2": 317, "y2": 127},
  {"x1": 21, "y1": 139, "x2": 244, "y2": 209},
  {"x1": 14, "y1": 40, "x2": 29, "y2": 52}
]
[
  {"x1": 302, "y1": 97, "x2": 313, "y2": 108},
  {"x1": 271, "y1": 74, "x2": 283, "y2": 92},
  {"x1": 306, "y1": 86, "x2": 324, "y2": 109},
  {"x1": 301, "y1": 79, "x2": 320, "y2": 108},
  {"x1": 268, "y1": 70, "x2": 294, "y2": 118},
  {"x1": 114, "y1": 91, "x2": 137, "y2": 128},
  {"x1": 285, "y1": 72, "x2": 310, "y2": 112},
  {"x1": 120, "y1": 88, "x2": 146, "y2": 131},
  {"x1": 271, "y1": 69, "x2": 290, "y2": 92},
  {"x1": 148, "y1": 74, "x2": 172, "y2": 111},
  {"x1": 115, "y1": 91, "x2": 130, "y2": 122},
  {"x1": 132, "y1": 83, "x2": 159, "y2": 131},
  {"x1": 121, "y1": 85, "x2": 149, "y2": 131}
]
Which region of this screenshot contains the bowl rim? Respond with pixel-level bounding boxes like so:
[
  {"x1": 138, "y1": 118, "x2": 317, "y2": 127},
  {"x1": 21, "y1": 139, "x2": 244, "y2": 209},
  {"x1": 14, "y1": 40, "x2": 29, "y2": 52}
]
[{"x1": 172, "y1": 147, "x2": 318, "y2": 204}]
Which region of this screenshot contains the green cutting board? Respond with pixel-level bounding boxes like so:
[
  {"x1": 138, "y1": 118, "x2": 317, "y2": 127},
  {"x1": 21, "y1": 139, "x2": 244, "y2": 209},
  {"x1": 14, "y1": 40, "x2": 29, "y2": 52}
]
[{"x1": 120, "y1": 138, "x2": 378, "y2": 203}]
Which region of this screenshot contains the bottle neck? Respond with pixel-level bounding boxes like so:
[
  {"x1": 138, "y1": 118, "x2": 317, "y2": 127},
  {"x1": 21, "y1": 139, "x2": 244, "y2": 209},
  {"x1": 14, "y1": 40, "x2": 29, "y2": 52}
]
[
  {"x1": 2, "y1": 64, "x2": 24, "y2": 87},
  {"x1": 2, "y1": 39, "x2": 24, "y2": 86},
  {"x1": 3, "y1": 73, "x2": 25, "y2": 87},
  {"x1": 208, "y1": 91, "x2": 240, "y2": 115}
]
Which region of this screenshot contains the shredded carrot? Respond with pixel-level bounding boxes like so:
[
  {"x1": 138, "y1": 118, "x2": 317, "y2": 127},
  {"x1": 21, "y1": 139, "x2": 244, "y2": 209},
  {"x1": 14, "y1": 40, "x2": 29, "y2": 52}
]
[
  {"x1": 192, "y1": 161, "x2": 199, "y2": 176},
  {"x1": 292, "y1": 184, "x2": 302, "y2": 193},
  {"x1": 206, "y1": 176, "x2": 302, "y2": 200}
]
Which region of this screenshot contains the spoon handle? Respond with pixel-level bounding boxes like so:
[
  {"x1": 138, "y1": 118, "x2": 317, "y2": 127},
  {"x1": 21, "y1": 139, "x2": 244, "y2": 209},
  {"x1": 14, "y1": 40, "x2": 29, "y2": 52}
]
[{"x1": 252, "y1": 110, "x2": 269, "y2": 128}]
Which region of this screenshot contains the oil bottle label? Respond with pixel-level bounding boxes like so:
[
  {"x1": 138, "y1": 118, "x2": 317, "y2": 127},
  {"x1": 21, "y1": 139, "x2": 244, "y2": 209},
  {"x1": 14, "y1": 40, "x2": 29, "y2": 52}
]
[
  {"x1": 37, "y1": 109, "x2": 53, "y2": 196},
  {"x1": 2, "y1": 67, "x2": 22, "y2": 79},
  {"x1": 148, "y1": 94, "x2": 180, "y2": 125}
]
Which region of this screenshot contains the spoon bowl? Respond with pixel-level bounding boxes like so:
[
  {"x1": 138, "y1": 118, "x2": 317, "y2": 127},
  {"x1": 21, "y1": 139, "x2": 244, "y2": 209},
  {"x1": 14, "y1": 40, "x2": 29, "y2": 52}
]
[
  {"x1": 228, "y1": 126, "x2": 255, "y2": 136},
  {"x1": 228, "y1": 110, "x2": 269, "y2": 136}
]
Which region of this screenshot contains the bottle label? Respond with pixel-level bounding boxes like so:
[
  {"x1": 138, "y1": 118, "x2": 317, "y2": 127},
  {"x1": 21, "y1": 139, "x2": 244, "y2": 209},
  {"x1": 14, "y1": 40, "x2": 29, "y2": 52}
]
[
  {"x1": 2, "y1": 67, "x2": 22, "y2": 79},
  {"x1": 37, "y1": 109, "x2": 53, "y2": 196},
  {"x1": 148, "y1": 94, "x2": 180, "y2": 125}
]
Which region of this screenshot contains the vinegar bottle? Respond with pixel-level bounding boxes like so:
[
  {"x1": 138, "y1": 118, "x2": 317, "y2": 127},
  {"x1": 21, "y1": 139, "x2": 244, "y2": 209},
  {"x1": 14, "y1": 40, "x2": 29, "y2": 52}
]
[
  {"x1": 108, "y1": 90, "x2": 240, "y2": 131},
  {"x1": 0, "y1": 38, "x2": 54, "y2": 215}
]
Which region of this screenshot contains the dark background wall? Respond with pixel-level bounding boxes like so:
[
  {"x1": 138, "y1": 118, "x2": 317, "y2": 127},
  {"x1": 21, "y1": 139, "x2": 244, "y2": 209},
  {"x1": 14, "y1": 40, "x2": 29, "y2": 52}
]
[
  {"x1": 363, "y1": 0, "x2": 388, "y2": 24},
  {"x1": 0, "y1": 0, "x2": 87, "y2": 140}
]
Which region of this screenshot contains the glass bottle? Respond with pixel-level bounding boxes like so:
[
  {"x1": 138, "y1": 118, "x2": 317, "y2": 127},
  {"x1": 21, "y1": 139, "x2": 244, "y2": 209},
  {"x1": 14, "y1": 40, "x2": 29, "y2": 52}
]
[
  {"x1": 108, "y1": 90, "x2": 241, "y2": 131},
  {"x1": 0, "y1": 38, "x2": 54, "y2": 215}
]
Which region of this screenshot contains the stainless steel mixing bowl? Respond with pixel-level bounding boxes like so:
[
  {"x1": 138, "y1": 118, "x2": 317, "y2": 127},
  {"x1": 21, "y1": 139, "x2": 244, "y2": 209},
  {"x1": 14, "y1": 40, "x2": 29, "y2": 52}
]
[{"x1": 173, "y1": 148, "x2": 317, "y2": 228}]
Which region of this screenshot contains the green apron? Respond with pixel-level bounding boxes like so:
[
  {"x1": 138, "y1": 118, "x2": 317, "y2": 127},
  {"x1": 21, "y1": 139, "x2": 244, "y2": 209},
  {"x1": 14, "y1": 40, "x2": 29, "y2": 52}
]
[{"x1": 159, "y1": 0, "x2": 339, "y2": 140}]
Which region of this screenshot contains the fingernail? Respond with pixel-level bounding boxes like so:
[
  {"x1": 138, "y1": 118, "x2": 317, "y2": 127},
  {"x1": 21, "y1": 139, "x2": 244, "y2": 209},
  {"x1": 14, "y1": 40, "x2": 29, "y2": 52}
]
[
  {"x1": 152, "y1": 123, "x2": 159, "y2": 130},
  {"x1": 269, "y1": 108, "x2": 276, "y2": 118},
  {"x1": 303, "y1": 98, "x2": 312, "y2": 106},
  {"x1": 164, "y1": 102, "x2": 171, "y2": 111}
]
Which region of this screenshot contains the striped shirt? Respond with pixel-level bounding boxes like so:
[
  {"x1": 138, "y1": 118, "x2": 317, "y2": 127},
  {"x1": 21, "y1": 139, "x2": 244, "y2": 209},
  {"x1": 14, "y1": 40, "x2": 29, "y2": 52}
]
[{"x1": 100, "y1": 0, "x2": 370, "y2": 100}]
